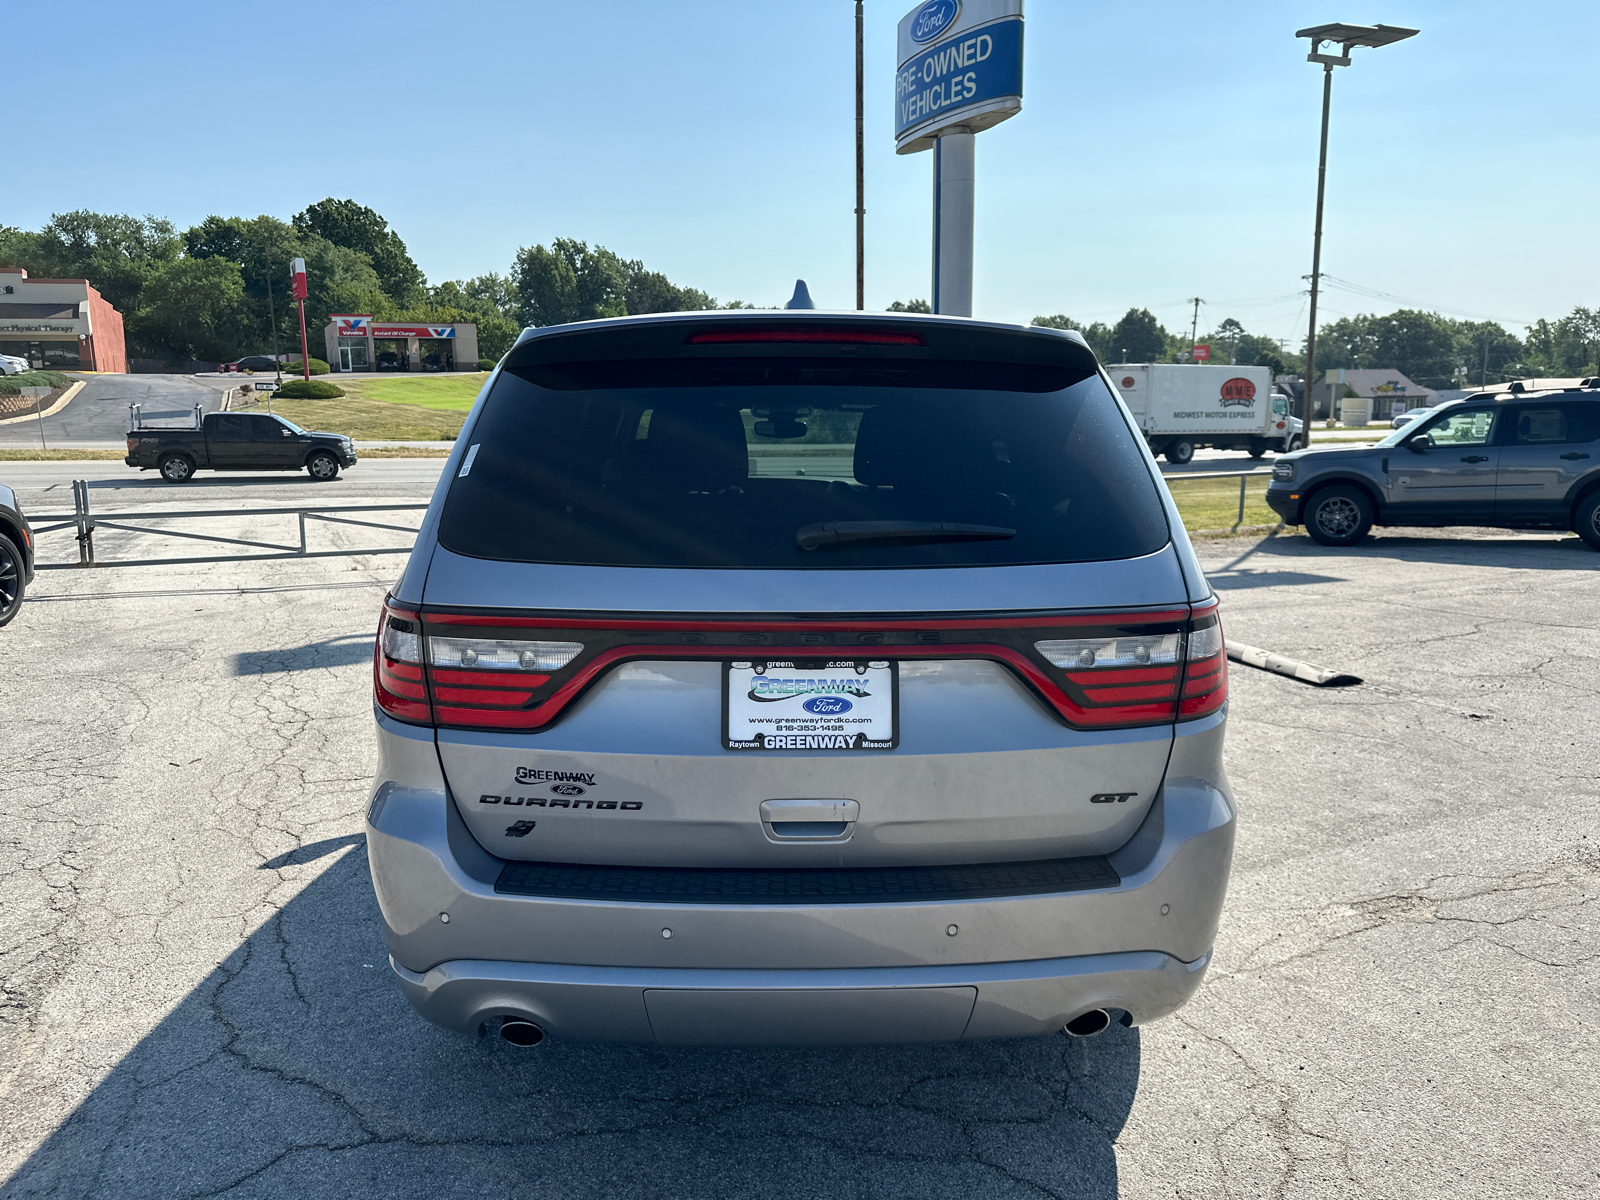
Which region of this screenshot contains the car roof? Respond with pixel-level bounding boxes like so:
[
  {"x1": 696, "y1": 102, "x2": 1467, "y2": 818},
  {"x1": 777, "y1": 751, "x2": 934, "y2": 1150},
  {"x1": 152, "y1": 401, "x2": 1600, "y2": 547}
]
[{"x1": 1444, "y1": 385, "x2": 1600, "y2": 408}]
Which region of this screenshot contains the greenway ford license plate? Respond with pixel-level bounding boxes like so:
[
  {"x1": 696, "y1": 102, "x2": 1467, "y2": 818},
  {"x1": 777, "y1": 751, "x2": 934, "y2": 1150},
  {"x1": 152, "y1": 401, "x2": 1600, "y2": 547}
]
[{"x1": 723, "y1": 660, "x2": 898, "y2": 751}]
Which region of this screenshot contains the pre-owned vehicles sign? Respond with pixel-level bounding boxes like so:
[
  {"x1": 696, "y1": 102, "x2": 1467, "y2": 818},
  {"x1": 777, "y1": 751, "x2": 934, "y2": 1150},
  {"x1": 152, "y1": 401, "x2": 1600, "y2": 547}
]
[{"x1": 895, "y1": 0, "x2": 1023, "y2": 153}]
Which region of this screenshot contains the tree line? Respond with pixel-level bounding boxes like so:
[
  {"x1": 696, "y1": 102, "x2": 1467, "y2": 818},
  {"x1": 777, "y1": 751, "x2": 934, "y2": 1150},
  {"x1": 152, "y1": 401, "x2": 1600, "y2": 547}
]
[
  {"x1": 0, "y1": 202, "x2": 739, "y2": 367},
  {"x1": 1024, "y1": 304, "x2": 1600, "y2": 391}
]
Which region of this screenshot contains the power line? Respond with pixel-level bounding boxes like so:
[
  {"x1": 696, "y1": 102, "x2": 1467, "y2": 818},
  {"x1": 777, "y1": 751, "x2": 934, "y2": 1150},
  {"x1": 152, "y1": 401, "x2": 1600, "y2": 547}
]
[{"x1": 1318, "y1": 274, "x2": 1533, "y2": 326}]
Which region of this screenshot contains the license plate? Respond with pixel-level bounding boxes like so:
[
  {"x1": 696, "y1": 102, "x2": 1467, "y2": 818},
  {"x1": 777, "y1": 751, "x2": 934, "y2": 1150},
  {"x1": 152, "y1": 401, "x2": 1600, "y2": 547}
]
[{"x1": 723, "y1": 659, "x2": 898, "y2": 751}]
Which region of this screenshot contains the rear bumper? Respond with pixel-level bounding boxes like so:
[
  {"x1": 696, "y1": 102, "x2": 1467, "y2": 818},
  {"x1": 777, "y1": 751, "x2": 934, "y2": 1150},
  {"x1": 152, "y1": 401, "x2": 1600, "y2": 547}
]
[
  {"x1": 389, "y1": 948, "x2": 1212, "y2": 1044},
  {"x1": 365, "y1": 708, "x2": 1235, "y2": 1043}
]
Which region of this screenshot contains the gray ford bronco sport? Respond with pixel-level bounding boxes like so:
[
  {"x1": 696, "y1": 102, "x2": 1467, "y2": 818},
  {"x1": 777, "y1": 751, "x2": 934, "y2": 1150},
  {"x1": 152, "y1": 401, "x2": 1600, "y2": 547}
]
[{"x1": 366, "y1": 311, "x2": 1235, "y2": 1046}]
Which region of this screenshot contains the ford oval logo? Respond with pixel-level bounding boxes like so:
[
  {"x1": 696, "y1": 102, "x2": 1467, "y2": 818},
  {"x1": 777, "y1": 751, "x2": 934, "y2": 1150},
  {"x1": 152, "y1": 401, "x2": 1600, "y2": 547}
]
[
  {"x1": 802, "y1": 697, "x2": 853, "y2": 715},
  {"x1": 550, "y1": 783, "x2": 586, "y2": 797},
  {"x1": 909, "y1": 0, "x2": 960, "y2": 44}
]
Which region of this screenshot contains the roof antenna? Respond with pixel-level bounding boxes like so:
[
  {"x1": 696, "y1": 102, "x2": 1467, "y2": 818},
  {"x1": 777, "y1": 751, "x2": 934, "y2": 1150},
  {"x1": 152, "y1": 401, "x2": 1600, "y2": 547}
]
[{"x1": 785, "y1": 279, "x2": 816, "y2": 310}]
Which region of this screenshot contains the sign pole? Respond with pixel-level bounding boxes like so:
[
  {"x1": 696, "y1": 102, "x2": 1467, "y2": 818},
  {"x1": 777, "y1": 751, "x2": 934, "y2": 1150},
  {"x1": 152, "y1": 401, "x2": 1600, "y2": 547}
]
[
  {"x1": 290, "y1": 258, "x2": 310, "y2": 382},
  {"x1": 895, "y1": 1, "x2": 1023, "y2": 321},
  {"x1": 932, "y1": 129, "x2": 974, "y2": 316},
  {"x1": 855, "y1": 0, "x2": 865, "y2": 311}
]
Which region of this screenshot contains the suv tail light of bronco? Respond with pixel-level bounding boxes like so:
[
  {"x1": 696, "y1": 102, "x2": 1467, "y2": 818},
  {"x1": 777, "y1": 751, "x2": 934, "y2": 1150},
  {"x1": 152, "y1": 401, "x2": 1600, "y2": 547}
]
[{"x1": 373, "y1": 600, "x2": 1227, "y2": 734}]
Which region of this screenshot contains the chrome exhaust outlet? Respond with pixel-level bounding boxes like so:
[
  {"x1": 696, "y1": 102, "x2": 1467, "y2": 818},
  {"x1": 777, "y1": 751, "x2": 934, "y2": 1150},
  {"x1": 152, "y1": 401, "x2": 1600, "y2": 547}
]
[
  {"x1": 498, "y1": 1018, "x2": 546, "y2": 1047},
  {"x1": 1064, "y1": 1009, "x2": 1112, "y2": 1038}
]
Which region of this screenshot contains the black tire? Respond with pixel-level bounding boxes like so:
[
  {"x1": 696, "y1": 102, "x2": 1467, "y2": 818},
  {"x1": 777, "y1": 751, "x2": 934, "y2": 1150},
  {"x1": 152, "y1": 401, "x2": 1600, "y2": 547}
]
[
  {"x1": 1247, "y1": 442, "x2": 1267, "y2": 459},
  {"x1": 1574, "y1": 490, "x2": 1600, "y2": 552},
  {"x1": 307, "y1": 451, "x2": 340, "y2": 481},
  {"x1": 1165, "y1": 440, "x2": 1195, "y2": 465},
  {"x1": 0, "y1": 531, "x2": 24, "y2": 628},
  {"x1": 1305, "y1": 484, "x2": 1374, "y2": 546},
  {"x1": 159, "y1": 454, "x2": 195, "y2": 483},
  {"x1": 1286, "y1": 435, "x2": 1303, "y2": 452}
]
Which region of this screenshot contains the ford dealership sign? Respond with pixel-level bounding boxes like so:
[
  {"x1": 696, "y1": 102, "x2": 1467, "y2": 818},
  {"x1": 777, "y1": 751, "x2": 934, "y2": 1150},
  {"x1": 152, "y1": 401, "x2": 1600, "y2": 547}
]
[
  {"x1": 896, "y1": 0, "x2": 1023, "y2": 153},
  {"x1": 909, "y1": 0, "x2": 961, "y2": 43}
]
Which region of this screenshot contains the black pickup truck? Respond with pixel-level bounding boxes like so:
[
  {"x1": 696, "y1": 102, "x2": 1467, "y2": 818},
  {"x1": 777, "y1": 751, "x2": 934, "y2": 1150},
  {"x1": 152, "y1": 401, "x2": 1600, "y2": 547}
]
[{"x1": 126, "y1": 412, "x2": 358, "y2": 483}]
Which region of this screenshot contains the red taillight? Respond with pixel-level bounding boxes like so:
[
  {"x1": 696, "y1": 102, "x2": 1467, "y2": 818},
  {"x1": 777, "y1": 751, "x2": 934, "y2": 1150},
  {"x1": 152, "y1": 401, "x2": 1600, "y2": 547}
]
[
  {"x1": 126, "y1": 438, "x2": 137, "y2": 453},
  {"x1": 684, "y1": 328, "x2": 926, "y2": 346},
  {"x1": 374, "y1": 602, "x2": 430, "y2": 723},
  {"x1": 372, "y1": 601, "x2": 1226, "y2": 734},
  {"x1": 373, "y1": 601, "x2": 580, "y2": 729},
  {"x1": 1178, "y1": 602, "x2": 1228, "y2": 719}
]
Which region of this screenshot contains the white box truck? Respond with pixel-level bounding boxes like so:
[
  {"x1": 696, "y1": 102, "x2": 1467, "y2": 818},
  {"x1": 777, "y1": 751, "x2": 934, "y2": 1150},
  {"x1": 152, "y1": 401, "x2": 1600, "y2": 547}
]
[{"x1": 1108, "y1": 364, "x2": 1303, "y2": 464}]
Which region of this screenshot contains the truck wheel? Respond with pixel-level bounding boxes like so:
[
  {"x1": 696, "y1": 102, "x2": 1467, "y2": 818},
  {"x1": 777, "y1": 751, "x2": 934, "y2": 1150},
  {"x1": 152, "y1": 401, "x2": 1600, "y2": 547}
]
[
  {"x1": 1247, "y1": 441, "x2": 1267, "y2": 459},
  {"x1": 159, "y1": 454, "x2": 195, "y2": 483},
  {"x1": 1305, "y1": 485, "x2": 1373, "y2": 546},
  {"x1": 307, "y1": 451, "x2": 340, "y2": 481},
  {"x1": 1164, "y1": 440, "x2": 1195, "y2": 465},
  {"x1": 1286, "y1": 435, "x2": 1303, "y2": 453},
  {"x1": 0, "y1": 531, "x2": 24, "y2": 628},
  {"x1": 1573, "y1": 490, "x2": 1600, "y2": 552}
]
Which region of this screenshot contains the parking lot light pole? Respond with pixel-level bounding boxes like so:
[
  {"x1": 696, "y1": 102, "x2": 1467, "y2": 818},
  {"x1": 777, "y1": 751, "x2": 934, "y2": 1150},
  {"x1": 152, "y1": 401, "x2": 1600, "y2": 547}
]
[{"x1": 1294, "y1": 22, "x2": 1418, "y2": 450}]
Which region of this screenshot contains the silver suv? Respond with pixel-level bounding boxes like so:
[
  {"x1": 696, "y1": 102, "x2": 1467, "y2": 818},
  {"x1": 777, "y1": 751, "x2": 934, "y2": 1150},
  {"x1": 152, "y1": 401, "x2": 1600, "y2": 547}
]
[{"x1": 366, "y1": 312, "x2": 1235, "y2": 1047}]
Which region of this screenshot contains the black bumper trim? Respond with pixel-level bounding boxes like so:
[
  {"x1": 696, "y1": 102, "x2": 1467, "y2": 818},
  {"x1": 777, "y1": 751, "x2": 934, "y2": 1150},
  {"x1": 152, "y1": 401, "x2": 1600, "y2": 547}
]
[{"x1": 495, "y1": 854, "x2": 1121, "y2": 905}]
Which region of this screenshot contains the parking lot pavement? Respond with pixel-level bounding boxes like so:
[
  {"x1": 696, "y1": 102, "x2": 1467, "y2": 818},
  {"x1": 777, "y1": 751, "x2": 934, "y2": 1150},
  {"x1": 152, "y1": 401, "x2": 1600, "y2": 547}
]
[
  {"x1": 1, "y1": 528, "x2": 1595, "y2": 1198},
  {"x1": 0, "y1": 375, "x2": 236, "y2": 446}
]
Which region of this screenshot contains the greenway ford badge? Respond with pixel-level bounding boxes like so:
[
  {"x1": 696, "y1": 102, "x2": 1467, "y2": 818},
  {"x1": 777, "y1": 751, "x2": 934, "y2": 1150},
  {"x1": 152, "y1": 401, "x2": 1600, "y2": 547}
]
[{"x1": 724, "y1": 660, "x2": 898, "y2": 751}]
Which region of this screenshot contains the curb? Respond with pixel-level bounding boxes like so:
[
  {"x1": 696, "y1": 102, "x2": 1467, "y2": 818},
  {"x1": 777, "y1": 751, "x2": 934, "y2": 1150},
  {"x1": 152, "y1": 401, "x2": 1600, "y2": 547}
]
[{"x1": 0, "y1": 380, "x2": 86, "y2": 427}]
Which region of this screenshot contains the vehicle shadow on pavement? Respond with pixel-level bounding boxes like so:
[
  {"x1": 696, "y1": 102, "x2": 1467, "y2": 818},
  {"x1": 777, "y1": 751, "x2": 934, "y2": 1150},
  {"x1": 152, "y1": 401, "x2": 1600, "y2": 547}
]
[
  {"x1": 1245, "y1": 530, "x2": 1598, "y2": 571},
  {"x1": 231, "y1": 635, "x2": 375, "y2": 676},
  {"x1": 2, "y1": 848, "x2": 1141, "y2": 1200},
  {"x1": 87, "y1": 475, "x2": 345, "y2": 492}
]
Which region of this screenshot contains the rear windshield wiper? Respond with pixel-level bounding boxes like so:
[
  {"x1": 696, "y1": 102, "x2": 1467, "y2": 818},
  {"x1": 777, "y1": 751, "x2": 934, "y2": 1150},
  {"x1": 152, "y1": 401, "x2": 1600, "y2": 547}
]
[{"x1": 796, "y1": 520, "x2": 1016, "y2": 551}]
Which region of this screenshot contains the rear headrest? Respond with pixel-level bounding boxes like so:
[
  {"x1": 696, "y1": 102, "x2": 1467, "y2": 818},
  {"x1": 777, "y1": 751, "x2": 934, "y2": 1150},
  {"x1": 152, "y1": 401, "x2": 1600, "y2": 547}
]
[
  {"x1": 632, "y1": 405, "x2": 748, "y2": 492},
  {"x1": 853, "y1": 405, "x2": 982, "y2": 487}
]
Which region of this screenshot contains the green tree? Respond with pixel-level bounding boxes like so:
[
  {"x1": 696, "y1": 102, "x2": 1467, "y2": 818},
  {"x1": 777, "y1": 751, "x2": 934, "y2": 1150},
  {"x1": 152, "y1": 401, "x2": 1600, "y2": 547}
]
[
  {"x1": 511, "y1": 239, "x2": 629, "y2": 327},
  {"x1": 138, "y1": 256, "x2": 248, "y2": 362},
  {"x1": 293, "y1": 199, "x2": 424, "y2": 305},
  {"x1": 11, "y1": 211, "x2": 180, "y2": 316},
  {"x1": 624, "y1": 265, "x2": 715, "y2": 315},
  {"x1": 1108, "y1": 308, "x2": 1168, "y2": 363},
  {"x1": 888, "y1": 299, "x2": 932, "y2": 313},
  {"x1": 1031, "y1": 314, "x2": 1114, "y2": 358}
]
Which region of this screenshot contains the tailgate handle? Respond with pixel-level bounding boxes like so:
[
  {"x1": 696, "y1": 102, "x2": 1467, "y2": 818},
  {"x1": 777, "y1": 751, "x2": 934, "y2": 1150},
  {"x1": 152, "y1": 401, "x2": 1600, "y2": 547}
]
[{"x1": 761, "y1": 799, "x2": 859, "y2": 841}]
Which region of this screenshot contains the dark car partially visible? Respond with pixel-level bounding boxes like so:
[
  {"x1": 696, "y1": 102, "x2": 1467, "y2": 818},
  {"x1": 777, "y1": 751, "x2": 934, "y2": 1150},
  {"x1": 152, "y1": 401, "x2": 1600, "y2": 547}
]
[{"x1": 0, "y1": 483, "x2": 35, "y2": 628}]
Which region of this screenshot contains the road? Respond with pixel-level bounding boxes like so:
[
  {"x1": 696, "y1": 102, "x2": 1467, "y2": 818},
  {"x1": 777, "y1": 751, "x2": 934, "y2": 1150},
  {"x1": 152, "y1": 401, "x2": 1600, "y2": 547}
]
[
  {"x1": 0, "y1": 374, "x2": 238, "y2": 447},
  {"x1": 0, "y1": 525, "x2": 1594, "y2": 1198}
]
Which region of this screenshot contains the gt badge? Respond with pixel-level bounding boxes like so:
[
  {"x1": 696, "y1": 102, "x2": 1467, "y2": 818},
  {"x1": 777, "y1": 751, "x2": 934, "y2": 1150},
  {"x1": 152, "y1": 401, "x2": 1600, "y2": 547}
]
[{"x1": 1090, "y1": 792, "x2": 1137, "y2": 804}]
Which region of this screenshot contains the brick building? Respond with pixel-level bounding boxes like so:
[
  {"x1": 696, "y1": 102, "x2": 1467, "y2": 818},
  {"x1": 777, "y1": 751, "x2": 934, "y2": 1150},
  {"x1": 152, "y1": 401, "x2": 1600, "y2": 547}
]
[{"x1": 0, "y1": 268, "x2": 127, "y2": 373}]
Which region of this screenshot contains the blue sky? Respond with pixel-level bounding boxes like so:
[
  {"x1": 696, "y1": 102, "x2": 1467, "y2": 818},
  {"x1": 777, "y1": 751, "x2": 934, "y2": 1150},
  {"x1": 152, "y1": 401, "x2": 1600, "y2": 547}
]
[{"x1": 10, "y1": 1, "x2": 1597, "y2": 342}]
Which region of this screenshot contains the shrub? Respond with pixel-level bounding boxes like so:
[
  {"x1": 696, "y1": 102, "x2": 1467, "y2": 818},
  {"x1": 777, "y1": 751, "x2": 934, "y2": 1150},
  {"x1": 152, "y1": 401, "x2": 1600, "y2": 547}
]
[
  {"x1": 283, "y1": 358, "x2": 330, "y2": 375},
  {"x1": 0, "y1": 369, "x2": 75, "y2": 395},
  {"x1": 478, "y1": 358, "x2": 499, "y2": 372},
  {"x1": 274, "y1": 379, "x2": 345, "y2": 399}
]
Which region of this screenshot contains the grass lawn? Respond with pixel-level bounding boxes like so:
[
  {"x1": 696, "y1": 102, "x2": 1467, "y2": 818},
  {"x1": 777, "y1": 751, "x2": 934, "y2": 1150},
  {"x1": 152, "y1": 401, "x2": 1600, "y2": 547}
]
[
  {"x1": 235, "y1": 393, "x2": 466, "y2": 441},
  {"x1": 338, "y1": 374, "x2": 489, "y2": 411},
  {"x1": 1164, "y1": 475, "x2": 1281, "y2": 533},
  {"x1": 0, "y1": 448, "x2": 128, "y2": 461}
]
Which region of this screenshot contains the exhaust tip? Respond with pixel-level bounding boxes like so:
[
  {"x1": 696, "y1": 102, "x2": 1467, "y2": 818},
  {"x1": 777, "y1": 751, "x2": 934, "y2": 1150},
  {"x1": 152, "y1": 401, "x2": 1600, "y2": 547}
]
[
  {"x1": 1064, "y1": 1009, "x2": 1112, "y2": 1038},
  {"x1": 499, "y1": 1018, "x2": 546, "y2": 1047}
]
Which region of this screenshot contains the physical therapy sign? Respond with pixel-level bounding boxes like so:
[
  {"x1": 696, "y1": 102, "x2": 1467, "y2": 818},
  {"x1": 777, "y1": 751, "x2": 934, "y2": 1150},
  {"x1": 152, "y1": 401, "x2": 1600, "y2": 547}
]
[{"x1": 895, "y1": 0, "x2": 1024, "y2": 153}]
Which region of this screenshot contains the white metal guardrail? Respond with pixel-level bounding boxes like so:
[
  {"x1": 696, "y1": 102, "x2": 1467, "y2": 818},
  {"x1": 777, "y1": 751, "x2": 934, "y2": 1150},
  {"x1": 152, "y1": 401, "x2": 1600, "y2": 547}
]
[{"x1": 29, "y1": 480, "x2": 427, "y2": 570}]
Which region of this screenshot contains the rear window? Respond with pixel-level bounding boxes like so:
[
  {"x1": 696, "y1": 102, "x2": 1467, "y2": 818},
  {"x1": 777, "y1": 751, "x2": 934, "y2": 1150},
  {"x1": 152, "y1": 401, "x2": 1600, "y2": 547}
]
[{"x1": 437, "y1": 332, "x2": 1171, "y2": 569}]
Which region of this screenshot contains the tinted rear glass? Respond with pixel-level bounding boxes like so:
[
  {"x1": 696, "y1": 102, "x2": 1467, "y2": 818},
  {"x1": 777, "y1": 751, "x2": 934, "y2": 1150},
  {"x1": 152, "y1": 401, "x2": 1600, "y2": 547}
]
[{"x1": 438, "y1": 340, "x2": 1171, "y2": 569}]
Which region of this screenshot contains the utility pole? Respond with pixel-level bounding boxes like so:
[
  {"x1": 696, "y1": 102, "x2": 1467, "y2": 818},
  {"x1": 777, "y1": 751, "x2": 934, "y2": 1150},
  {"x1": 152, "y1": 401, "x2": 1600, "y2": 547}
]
[
  {"x1": 1188, "y1": 297, "x2": 1204, "y2": 359},
  {"x1": 1482, "y1": 331, "x2": 1490, "y2": 387},
  {"x1": 266, "y1": 272, "x2": 283, "y2": 388},
  {"x1": 855, "y1": 0, "x2": 865, "y2": 311}
]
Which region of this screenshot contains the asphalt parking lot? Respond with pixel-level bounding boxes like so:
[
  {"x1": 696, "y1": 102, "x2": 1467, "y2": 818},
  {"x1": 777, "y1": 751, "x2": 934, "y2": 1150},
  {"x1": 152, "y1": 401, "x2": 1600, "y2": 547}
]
[{"x1": 1, "y1": 512, "x2": 1596, "y2": 1197}]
